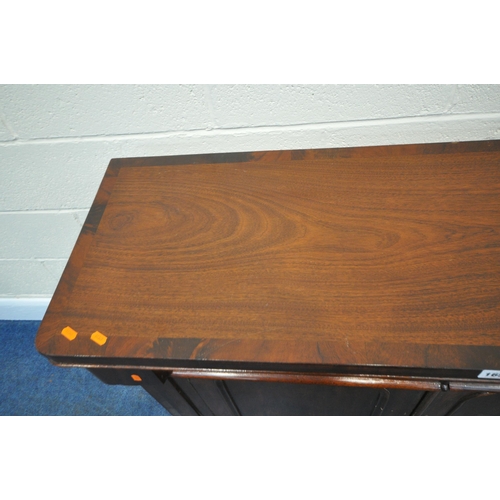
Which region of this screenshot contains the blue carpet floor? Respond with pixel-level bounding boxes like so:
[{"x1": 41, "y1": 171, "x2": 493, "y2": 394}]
[{"x1": 0, "y1": 320, "x2": 170, "y2": 415}]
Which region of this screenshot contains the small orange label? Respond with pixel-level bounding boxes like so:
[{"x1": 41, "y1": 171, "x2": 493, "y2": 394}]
[
  {"x1": 90, "y1": 331, "x2": 108, "y2": 346},
  {"x1": 61, "y1": 326, "x2": 78, "y2": 341},
  {"x1": 131, "y1": 374, "x2": 142, "y2": 382}
]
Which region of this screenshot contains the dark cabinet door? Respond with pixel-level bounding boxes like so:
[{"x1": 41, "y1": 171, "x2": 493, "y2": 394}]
[
  {"x1": 223, "y1": 380, "x2": 425, "y2": 416},
  {"x1": 421, "y1": 391, "x2": 500, "y2": 416},
  {"x1": 175, "y1": 378, "x2": 425, "y2": 416}
]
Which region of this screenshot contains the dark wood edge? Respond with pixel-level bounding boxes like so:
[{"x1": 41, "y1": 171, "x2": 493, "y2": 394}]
[
  {"x1": 38, "y1": 333, "x2": 500, "y2": 379},
  {"x1": 110, "y1": 140, "x2": 500, "y2": 168},
  {"x1": 40, "y1": 340, "x2": 500, "y2": 384},
  {"x1": 170, "y1": 369, "x2": 444, "y2": 391},
  {"x1": 51, "y1": 362, "x2": 500, "y2": 393},
  {"x1": 35, "y1": 160, "x2": 122, "y2": 353}
]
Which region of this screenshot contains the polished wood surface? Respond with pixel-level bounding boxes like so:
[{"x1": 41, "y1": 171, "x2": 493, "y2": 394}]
[{"x1": 36, "y1": 141, "x2": 500, "y2": 381}]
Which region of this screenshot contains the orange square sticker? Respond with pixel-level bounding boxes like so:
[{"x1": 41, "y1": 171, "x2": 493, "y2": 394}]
[{"x1": 90, "y1": 331, "x2": 108, "y2": 346}]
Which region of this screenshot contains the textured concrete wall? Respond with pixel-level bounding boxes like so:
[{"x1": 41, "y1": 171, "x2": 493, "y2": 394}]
[{"x1": 1, "y1": 84, "x2": 500, "y2": 297}]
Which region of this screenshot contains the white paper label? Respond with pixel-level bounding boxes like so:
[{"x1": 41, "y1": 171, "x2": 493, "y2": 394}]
[{"x1": 478, "y1": 370, "x2": 500, "y2": 379}]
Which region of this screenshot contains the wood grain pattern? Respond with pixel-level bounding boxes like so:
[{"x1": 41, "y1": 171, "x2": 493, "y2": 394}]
[{"x1": 36, "y1": 141, "x2": 500, "y2": 380}]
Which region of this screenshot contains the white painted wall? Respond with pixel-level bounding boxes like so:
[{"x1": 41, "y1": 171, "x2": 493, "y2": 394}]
[{"x1": 1, "y1": 85, "x2": 500, "y2": 312}]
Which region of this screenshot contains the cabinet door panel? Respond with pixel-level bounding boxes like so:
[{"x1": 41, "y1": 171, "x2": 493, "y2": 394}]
[
  {"x1": 448, "y1": 392, "x2": 500, "y2": 416},
  {"x1": 222, "y1": 379, "x2": 423, "y2": 416}
]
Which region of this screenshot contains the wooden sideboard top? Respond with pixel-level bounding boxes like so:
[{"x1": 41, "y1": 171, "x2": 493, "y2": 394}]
[{"x1": 36, "y1": 141, "x2": 500, "y2": 379}]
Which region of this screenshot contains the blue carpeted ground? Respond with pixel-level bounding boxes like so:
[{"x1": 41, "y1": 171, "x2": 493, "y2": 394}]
[{"x1": 0, "y1": 320, "x2": 170, "y2": 415}]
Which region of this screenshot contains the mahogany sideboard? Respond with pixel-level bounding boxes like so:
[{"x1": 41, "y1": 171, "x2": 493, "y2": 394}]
[{"x1": 36, "y1": 141, "x2": 500, "y2": 415}]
